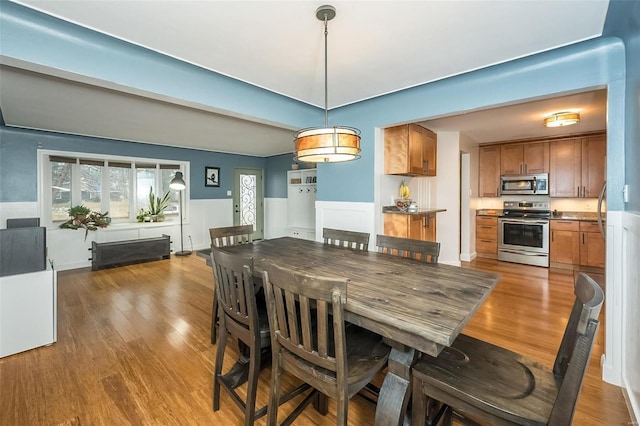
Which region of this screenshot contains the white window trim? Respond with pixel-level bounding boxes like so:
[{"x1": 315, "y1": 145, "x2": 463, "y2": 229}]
[{"x1": 37, "y1": 149, "x2": 190, "y2": 228}]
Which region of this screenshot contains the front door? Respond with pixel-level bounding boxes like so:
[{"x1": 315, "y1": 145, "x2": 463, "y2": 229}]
[{"x1": 233, "y1": 168, "x2": 264, "y2": 240}]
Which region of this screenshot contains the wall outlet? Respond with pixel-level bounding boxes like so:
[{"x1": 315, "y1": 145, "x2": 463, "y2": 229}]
[{"x1": 227, "y1": 190, "x2": 232, "y2": 196}]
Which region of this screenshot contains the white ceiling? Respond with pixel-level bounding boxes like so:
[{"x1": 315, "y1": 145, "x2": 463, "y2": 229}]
[{"x1": 0, "y1": 1, "x2": 610, "y2": 155}]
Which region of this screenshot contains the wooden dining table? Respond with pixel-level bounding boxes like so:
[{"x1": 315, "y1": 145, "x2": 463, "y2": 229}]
[{"x1": 218, "y1": 237, "x2": 500, "y2": 426}]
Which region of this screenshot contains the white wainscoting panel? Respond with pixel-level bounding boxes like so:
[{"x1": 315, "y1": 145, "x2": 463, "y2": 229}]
[
  {"x1": 622, "y1": 211, "x2": 640, "y2": 421},
  {"x1": 265, "y1": 198, "x2": 287, "y2": 240},
  {"x1": 602, "y1": 211, "x2": 623, "y2": 386},
  {"x1": 315, "y1": 201, "x2": 376, "y2": 250}
]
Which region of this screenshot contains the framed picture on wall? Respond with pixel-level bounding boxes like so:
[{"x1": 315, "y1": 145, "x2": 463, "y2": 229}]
[{"x1": 205, "y1": 166, "x2": 220, "y2": 187}]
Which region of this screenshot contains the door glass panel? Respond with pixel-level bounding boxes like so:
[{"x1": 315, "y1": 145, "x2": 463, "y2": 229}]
[{"x1": 239, "y1": 173, "x2": 257, "y2": 231}]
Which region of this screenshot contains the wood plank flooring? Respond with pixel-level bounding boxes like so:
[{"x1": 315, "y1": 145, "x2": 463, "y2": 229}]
[{"x1": 0, "y1": 255, "x2": 632, "y2": 425}]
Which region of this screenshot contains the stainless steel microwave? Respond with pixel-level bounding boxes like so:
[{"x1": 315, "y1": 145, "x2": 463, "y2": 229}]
[{"x1": 500, "y1": 173, "x2": 548, "y2": 195}]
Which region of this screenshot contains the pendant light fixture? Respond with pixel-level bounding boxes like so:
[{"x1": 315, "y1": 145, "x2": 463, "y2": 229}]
[
  {"x1": 294, "y1": 5, "x2": 361, "y2": 163},
  {"x1": 544, "y1": 111, "x2": 580, "y2": 127}
]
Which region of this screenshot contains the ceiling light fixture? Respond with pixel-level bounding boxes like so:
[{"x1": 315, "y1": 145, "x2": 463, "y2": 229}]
[
  {"x1": 293, "y1": 5, "x2": 361, "y2": 163},
  {"x1": 544, "y1": 111, "x2": 580, "y2": 127}
]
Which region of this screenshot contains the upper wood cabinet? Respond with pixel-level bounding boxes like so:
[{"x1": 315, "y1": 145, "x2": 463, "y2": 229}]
[
  {"x1": 500, "y1": 142, "x2": 549, "y2": 175},
  {"x1": 549, "y1": 138, "x2": 581, "y2": 197},
  {"x1": 384, "y1": 124, "x2": 437, "y2": 176},
  {"x1": 479, "y1": 146, "x2": 501, "y2": 197},
  {"x1": 581, "y1": 134, "x2": 606, "y2": 198},
  {"x1": 549, "y1": 135, "x2": 606, "y2": 198}
]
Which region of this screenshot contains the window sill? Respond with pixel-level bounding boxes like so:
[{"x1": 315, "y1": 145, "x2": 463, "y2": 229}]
[{"x1": 49, "y1": 220, "x2": 185, "y2": 232}]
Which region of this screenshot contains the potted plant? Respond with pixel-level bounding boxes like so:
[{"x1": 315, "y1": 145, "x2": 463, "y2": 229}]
[
  {"x1": 59, "y1": 204, "x2": 110, "y2": 240},
  {"x1": 147, "y1": 186, "x2": 171, "y2": 222}
]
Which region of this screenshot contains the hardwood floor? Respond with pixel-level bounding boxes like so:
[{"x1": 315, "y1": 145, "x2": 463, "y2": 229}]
[{"x1": 0, "y1": 255, "x2": 631, "y2": 425}]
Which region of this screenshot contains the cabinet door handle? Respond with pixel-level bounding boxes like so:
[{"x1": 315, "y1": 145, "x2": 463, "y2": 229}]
[
  {"x1": 577, "y1": 186, "x2": 580, "y2": 197},
  {"x1": 552, "y1": 231, "x2": 554, "y2": 242},
  {"x1": 583, "y1": 186, "x2": 586, "y2": 198}
]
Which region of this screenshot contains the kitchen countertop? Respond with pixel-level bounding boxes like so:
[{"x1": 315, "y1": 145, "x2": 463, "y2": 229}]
[
  {"x1": 476, "y1": 209, "x2": 503, "y2": 217},
  {"x1": 550, "y1": 211, "x2": 602, "y2": 221},
  {"x1": 383, "y1": 206, "x2": 447, "y2": 215}
]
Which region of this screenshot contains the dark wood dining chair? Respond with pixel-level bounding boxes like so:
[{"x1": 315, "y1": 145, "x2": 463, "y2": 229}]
[
  {"x1": 411, "y1": 272, "x2": 605, "y2": 426},
  {"x1": 210, "y1": 248, "x2": 268, "y2": 425},
  {"x1": 376, "y1": 234, "x2": 440, "y2": 263},
  {"x1": 209, "y1": 225, "x2": 254, "y2": 344},
  {"x1": 322, "y1": 227, "x2": 370, "y2": 251},
  {"x1": 261, "y1": 263, "x2": 391, "y2": 425}
]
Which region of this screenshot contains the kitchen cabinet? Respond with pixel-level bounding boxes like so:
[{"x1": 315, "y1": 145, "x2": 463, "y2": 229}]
[
  {"x1": 550, "y1": 220, "x2": 605, "y2": 269},
  {"x1": 479, "y1": 146, "x2": 501, "y2": 197},
  {"x1": 550, "y1": 220, "x2": 580, "y2": 266},
  {"x1": 549, "y1": 135, "x2": 606, "y2": 198},
  {"x1": 384, "y1": 213, "x2": 436, "y2": 242},
  {"x1": 384, "y1": 124, "x2": 437, "y2": 176},
  {"x1": 500, "y1": 142, "x2": 549, "y2": 175},
  {"x1": 287, "y1": 169, "x2": 316, "y2": 241},
  {"x1": 475, "y1": 216, "x2": 498, "y2": 259},
  {"x1": 581, "y1": 134, "x2": 607, "y2": 198},
  {"x1": 580, "y1": 221, "x2": 605, "y2": 268}
]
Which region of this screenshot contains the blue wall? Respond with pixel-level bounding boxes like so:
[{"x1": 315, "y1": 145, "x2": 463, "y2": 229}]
[
  {"x1": 0, "y1": 126, "x2": 269, "y2": 202},
  {"x1": 322, "y1": 37, "x2": 627, "y2": 209},
  {"x1": 604, "y1": 0, "x2": 640, "y2": 213}
]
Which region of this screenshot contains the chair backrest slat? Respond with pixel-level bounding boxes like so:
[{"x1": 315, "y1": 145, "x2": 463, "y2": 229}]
[
  {"x1": 263, "y1": 264, "x2": 348, "y2": 375},
  {"x1": 323, "y1": 227, "x2": 370, "y2": 251},
  {"x1": 210, "y1": 225, "x2": 253, "y2": 248},
  {"x1": 211, "y1": 248, "x2": 257, "y2": 331},
  {"x1": 376, "y1": 234, "x2": 440, "y2": 263}
]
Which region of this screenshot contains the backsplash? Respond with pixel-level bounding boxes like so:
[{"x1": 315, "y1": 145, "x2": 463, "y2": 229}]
[{"x1": 473, "y1": 196, "x2": 605, "y2": 212}]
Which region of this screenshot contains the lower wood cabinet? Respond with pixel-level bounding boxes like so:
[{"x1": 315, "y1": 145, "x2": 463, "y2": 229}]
[
  {"x1": 550, "y1": 220, "x2": 605, "y2": 269},
  {"x1": 384, "y1": 213, "x2": 436, "y2": 242},
  {"x1": 476, "y1": 216, "x2": 498, "y2": 259},
  {"x1": 550, "y1": 220, "x2": 580, "y2": 265},
  {"x1": 579, "y1": 221, "x2": 605, "y2": 268}
]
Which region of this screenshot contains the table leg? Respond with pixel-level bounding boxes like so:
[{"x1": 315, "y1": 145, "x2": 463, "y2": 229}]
[{"x1": 374, "y1": 346, "x2": 420, "y2": 426}]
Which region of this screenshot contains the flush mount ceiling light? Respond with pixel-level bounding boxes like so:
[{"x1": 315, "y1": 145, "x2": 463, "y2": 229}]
[
  {"x1": 544, "y1": 111, "x2": 580, "y2": 127},
  {"x1": 293, "y1": 5, "x2": 361, "y2": 163}
]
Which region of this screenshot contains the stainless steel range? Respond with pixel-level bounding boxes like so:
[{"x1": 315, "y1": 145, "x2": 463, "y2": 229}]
[{"x1": 498, "y1": 201, "x2": 551, "y2": 267}]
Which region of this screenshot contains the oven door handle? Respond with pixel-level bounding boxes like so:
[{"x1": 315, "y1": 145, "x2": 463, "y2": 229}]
[
  {"x1": 499, "y1": 249, "x2": 548, "y2": 257},
  {"x1": 499, "y1": 219, "x2": 549, "y2": 225}
]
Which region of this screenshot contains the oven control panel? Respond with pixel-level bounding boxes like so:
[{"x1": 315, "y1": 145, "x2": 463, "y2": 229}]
[{"x1": 503, "y1": 201, "x2": 550, "y2": 210}]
